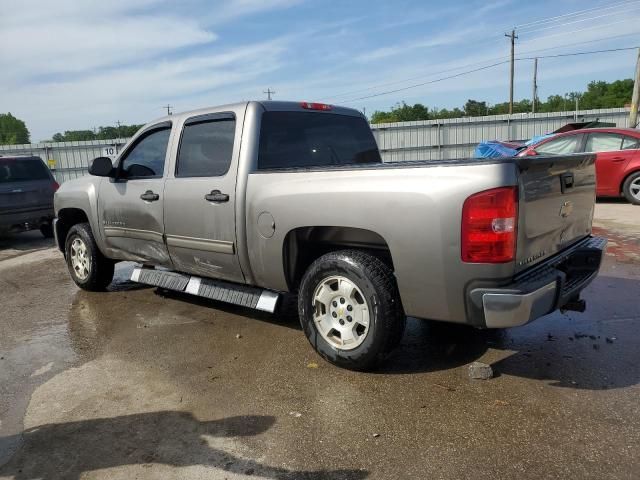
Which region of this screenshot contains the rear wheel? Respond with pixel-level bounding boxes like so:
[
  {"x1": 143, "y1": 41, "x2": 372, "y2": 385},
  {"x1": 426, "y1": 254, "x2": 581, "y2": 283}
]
[
  {"x1": 298, "y1": 250, "x2": 405, "y2": 371},
  {"x1": 65, "y1": 223, "x2": 114, "y2": 291},
  {"x1": 622, "y1": 171, "x2": 640, "y2": 205}
]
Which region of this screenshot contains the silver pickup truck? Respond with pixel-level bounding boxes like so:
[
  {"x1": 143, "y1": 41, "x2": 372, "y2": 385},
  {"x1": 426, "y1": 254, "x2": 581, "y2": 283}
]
[{"x1": 54, "y1": 101, "x2": 606, "y2": 370}]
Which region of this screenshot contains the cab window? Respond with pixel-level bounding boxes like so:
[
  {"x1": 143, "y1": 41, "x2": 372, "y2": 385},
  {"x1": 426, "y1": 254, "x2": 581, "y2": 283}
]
[
  {"x1": 120, "y1": 127, "x2": 171, "y2": 179},
  {"x1": 535, "y1": 135, "x2": 579, "y2": 155}
]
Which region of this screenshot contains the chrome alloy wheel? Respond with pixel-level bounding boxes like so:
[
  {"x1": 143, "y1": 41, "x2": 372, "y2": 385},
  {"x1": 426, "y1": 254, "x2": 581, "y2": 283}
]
[
  {"x1": 70, "y1": 238, "x2": 90, "y2": 281},
  {"x1": 630, "y1": 177, "x2": 640, "y2": 202},
  {"x1": 312, "y1": 276, "x2": 370, "y2": 350}
]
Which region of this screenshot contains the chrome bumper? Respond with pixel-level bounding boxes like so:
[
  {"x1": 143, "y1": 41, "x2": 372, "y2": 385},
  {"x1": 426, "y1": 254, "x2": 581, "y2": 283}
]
[
  {"x1": 469, "y1": 236, "x2": 607, "y2": 328},
  {"x1": 482, "y1": 281, "x2": 558, "y2": 328}
]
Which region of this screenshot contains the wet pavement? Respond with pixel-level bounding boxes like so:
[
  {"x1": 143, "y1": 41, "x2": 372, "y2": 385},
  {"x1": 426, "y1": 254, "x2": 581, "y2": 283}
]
[{"x1": 0, "y1": 201, "x2": 639, "y2": 479}]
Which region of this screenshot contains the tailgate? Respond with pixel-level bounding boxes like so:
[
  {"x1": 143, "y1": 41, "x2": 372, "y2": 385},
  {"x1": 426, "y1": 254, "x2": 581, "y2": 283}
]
[{"x1": 515, "y1": 153, "x2": 596, "y2": 273}]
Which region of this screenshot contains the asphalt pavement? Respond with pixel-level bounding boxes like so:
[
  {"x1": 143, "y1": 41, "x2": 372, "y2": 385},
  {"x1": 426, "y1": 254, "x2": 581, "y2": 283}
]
[{"x1": 0, "y1": 201, "x2": 638, "y2": 479}]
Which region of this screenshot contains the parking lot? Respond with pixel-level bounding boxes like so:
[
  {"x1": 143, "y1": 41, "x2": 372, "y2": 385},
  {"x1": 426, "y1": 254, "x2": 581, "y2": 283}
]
[{"x1": 0, "y1": 200, "x2": 638, "y2": 479}]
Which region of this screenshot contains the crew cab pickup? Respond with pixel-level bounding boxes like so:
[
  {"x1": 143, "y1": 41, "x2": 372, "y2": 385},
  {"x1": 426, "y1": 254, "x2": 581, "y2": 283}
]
[{"x1": 54, "y1": 101, "x2": 606, "y2": 370}]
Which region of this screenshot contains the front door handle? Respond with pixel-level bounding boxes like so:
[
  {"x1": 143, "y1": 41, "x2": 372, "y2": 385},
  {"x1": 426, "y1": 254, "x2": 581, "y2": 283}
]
[
  {"x1": 611, "y1": 157, "x2": 626, "y2": 162},
  {"x1": 204, "y1": 190, "x2": 229, "y2": 203},
  {"x1": 140, "y1": 190, "x2": 160, "y2": 202}
]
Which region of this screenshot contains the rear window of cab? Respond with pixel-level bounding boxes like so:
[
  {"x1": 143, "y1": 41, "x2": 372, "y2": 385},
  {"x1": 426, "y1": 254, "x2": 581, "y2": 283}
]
[{"x1": 257, "y1": 112, "x2": 381, "y2": 170}]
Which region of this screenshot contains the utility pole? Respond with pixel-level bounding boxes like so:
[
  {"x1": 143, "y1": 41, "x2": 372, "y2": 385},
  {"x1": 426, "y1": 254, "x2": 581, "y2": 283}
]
[
  {"x1": 505, "y1": 29, "x2": 518, "y2": 115},
  {"x1": 116, "y1": 120, "x2": 122, "y2": 138},
  {"x1": 162, "y1": 104, "x2": 173, "y2": 115},
  {"x1": 263, "y1": 88, "x2": 275, "y2": 101},
  {"x1": 630, "y1": 48, "x2": 640, "y2": 128},
  {"x1": 532, "y1": 58, "x2": 538, "y2": 114}
]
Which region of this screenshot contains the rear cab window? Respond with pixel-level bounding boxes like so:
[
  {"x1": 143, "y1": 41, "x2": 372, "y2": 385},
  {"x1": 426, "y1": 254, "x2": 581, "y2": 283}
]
[
  {"x1": 257, "y1": 112, "x2": 381, "y2": 170},
  {"x1": 0, "y1": 157, "x2": 51, "y2": 183}
]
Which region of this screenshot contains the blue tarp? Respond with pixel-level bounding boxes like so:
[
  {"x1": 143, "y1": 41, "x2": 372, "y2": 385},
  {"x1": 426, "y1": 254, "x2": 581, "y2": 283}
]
[{"x1": 474, "y1": 141, "x2": 519, "y2": 159}]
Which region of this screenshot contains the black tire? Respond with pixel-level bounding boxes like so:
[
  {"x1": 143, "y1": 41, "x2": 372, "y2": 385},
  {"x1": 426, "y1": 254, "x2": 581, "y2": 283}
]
[
  {"x1": 65, "y1": 223, "x2": 115, "y2": 291},
  {"x1": 298, "y1": 250, "x2": 405, "y2": 371},
  {"x1": 40, "y1": 222, "x2": 54, "y2": 238},
  {"x1": 622, "y1": 171, "x2": 640, "y2": 205}
]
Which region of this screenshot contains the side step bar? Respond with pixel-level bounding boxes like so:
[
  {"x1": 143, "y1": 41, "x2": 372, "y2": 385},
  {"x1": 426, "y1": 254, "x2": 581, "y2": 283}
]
[{"x1": 131, "y1": 267, "x2": 280, "y2": 313}]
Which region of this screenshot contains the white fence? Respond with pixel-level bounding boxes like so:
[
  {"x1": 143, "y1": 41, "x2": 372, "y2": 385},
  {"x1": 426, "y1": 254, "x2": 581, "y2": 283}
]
[{"x1": 0, "y1": 108, "x2": 632, "y2": 182}]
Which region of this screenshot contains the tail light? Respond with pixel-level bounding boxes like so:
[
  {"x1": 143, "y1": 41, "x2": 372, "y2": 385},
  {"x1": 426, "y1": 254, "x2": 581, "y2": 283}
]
[
  {"x1": 52, "y1": 181, "x2": 60, "y2": 192},
  {"x1": 461, "y1": 186, "x2": 518, "y2": 263},
  {"x1": 300, "y1": 102, "x2": 332, "y2": 111}
]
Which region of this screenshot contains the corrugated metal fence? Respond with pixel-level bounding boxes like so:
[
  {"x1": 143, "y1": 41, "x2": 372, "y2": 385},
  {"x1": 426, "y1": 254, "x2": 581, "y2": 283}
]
[
  {"x1": 0, "y1": 108, "x2": 632, "y2": 182},
  {"x1": 372, "y1": 107, "x2": 631, "y2": 162}
]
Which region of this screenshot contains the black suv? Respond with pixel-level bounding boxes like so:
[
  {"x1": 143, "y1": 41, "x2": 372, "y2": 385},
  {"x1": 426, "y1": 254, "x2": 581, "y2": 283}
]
[{"x1": 0, "y1": 155, "x2": 58, "y2": 238}]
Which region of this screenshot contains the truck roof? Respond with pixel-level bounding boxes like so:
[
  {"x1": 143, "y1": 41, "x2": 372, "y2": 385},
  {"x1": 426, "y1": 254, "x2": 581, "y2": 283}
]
[{"x1": 145, "y1": 101, "x2": 363, "y2": 127}]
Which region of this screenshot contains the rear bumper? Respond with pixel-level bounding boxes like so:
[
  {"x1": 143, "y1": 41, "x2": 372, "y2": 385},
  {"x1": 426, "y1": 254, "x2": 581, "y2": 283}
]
[
  {"x1": 0, "y1": 207, "x2": 54, "y2": 232},
  {"x1": 468, "y1": 236, "x2": 607, "y2": 328}
]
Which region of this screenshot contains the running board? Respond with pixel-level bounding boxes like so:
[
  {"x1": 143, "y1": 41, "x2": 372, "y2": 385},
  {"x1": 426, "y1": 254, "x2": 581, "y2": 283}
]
[{"x1": 131, "y1": 267, "x2": 280, "y2": 313}]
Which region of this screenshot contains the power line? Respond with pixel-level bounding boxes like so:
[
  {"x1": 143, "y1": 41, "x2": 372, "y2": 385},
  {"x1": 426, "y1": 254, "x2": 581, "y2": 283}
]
[
  {"x1": 517, "y1": 17, "x2": 636, "y2": 45},
  {"x1": 325, "y1": 33, "x2": 639, "y2": 103},
  {"x1": 517, "y1": 5, "x2": 640, "y2": 36},
  {"x1": 519, "y1": 45, "x2": 640, "y2": 60},
  {"x1": 337, "y1": 46, "x2": 639, "y2": 105},
  {"x1": 513, "y1": 0, "x2": 639, "y2": 30},
  {"x1": 338, "y1": 61, "x2": 510, "y2": 104}
]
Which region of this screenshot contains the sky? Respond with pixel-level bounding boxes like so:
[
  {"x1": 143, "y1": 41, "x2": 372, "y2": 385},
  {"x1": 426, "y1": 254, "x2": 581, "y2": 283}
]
[{"x1": 1, "y1": 0, "x2": 639, "y2": 141}]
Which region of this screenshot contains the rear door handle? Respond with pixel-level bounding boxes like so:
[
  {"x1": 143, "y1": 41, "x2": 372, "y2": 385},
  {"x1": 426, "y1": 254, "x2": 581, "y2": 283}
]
[
  {"x1": 204, "y1": 190, "x2": 229, "y2": 203},
  {"x1": 140, "y1": 190, "x2": 160, "y2": 202}
]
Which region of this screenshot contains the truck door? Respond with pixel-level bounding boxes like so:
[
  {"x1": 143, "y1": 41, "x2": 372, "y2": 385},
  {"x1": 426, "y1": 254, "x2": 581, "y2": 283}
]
[
  {"x1": 163, "y1": 109, "x2": 245, "y2": 283},
  {"x1": 97, "y1": 122, "x2": 173, "y2": 266}
]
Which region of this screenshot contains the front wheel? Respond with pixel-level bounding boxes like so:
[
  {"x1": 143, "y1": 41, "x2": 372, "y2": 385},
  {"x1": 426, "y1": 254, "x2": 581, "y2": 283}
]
[
  {"x1": 65, "y1": 223, "x2": 115, "y2": 291},
  {"x1": 622, "y1": 171, "x2": 640, "y2": 205},
  {"x1": 298, "y1": 250, "x2": 405, "y2": 371}
]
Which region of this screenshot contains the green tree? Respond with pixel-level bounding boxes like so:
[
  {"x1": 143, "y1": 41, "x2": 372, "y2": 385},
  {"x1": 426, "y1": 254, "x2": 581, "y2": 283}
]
[
  {"x1": 50, "y1": 124, "x2": 143, "y2": 142},
  {"x1": 0, "y1": 113, "x2": 30, "y2": 144},
  {"x1": 464, "y1": 99, "x2": 488, "y2": 116},
  {"x1": 371, "y1": 102, "x2": 430, "y2": 123},
  {"x1": 368, "y1": 78, "x2": 634, "y2": 124}
]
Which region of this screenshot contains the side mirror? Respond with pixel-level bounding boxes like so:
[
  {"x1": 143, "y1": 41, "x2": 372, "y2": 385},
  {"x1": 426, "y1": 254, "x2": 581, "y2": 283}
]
[{"x1": 89, "y1": 157, "x2": 114, "y2": 177}]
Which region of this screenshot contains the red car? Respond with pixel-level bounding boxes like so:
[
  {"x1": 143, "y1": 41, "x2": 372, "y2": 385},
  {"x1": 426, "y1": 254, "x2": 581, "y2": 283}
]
[{"x1": 518, "y1": 127, "x2": 640, "y2": 204}]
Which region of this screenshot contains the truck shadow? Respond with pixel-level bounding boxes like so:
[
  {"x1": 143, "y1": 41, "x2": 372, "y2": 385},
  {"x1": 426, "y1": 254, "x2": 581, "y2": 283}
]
[
  {"x1": 0, "y1": 412, "x2": 368, "y2": 480},
  {"x1": 72, "y1": 272, "x2": 640, "y2": 391},
  {"x1": 383, "y1": 274, "x2": 640, "y2": 391}
]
